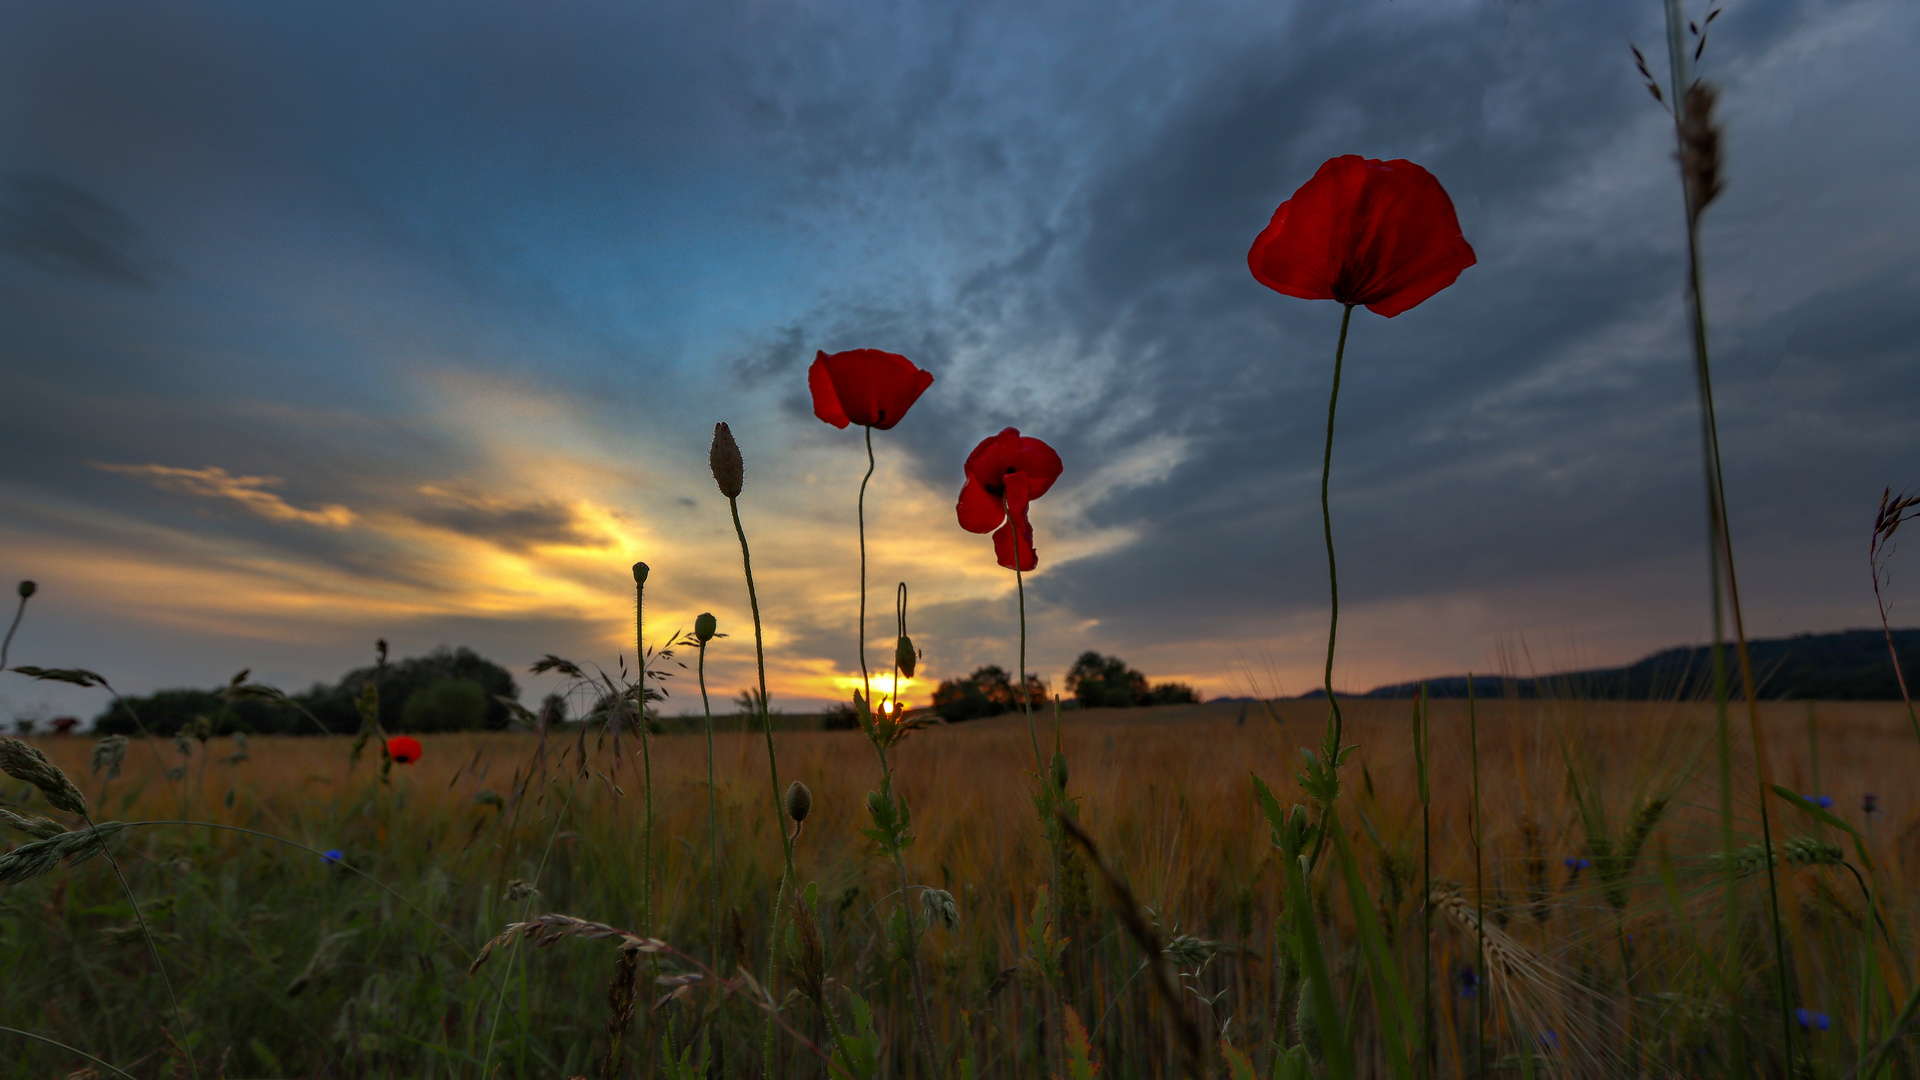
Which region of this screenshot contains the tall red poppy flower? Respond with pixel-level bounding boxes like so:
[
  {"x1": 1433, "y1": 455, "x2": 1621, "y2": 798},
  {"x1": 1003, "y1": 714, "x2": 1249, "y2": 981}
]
[
  {"x1": 808, "y1": 349, "x2": 935, "y2": 430},
  {"x1": 956, "y1": 427, "x2": 1063, "y2": 571},
  {"x1": 386, "y1": 735, "x2": 422, "y2": 765},
  {"x1": 1247, "y1": 155, "x2": 1475, "y2": 318}
]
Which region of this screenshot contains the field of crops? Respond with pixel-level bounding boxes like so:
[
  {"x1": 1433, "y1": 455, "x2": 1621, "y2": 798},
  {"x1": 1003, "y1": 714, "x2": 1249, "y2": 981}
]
[{"x1": 5, "y1": 697, "x2": 1918, "y2": 1078}]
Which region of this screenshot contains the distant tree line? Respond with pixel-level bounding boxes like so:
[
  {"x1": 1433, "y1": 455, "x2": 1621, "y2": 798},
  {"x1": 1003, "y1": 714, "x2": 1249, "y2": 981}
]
[
  {"x1": 91, "y1": 646, "x2": 520, "y2": 736},
  {"x1": 930, "y1": 651, "x2": 1199, "y2": 722}
]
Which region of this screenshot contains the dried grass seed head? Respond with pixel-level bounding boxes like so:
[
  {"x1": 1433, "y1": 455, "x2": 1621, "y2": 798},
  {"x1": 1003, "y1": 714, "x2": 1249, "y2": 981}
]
[
  {"x1": 0, "y1": 736, "x2": 88, "y2": 816},
  {"x1": 1680, "y1": 81, "x2": 1723, "y2": 216},
  {"x1": 92, "y1": 734, "x2": 128, "y2": 779},
  {"x1": 710, "y1": 422, "x2": 744, "y2": 498}
]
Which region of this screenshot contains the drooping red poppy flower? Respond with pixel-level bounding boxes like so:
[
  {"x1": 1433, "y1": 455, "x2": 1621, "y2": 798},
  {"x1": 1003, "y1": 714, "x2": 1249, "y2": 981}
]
[
  {"x1": 386, "y1": 735, "x2": 422, "y2": 765},
  {"x1": 956, "y1": 428, "x2": 1063, "y2": 571},
  {"x1": 1248, "y1": 155, "x2": 1476, "y2": 318},
  {"x1": 808, "y1": 349, "x2": 935, "y2": 430}
]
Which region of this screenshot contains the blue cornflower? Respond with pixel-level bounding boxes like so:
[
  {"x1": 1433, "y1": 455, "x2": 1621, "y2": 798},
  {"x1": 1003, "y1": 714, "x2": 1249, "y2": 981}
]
[
  {"x1": 1795, "y1": 1008, "x2": 1829, "y2": 1032},
  {"x1": 1538, "y1": 1030, "x2": 1559, "y2": 1052},
  {"x1": 322, "y1": 849, "x2": 344, "y2": 864},
  {"x1": 1814, "y1": 795, "x2": 1833, "y2": 809},
  {"x1": 1457, "y1": 966, "x2": 1480, "y2": 999},
  {"x1": 1864, "y1": 793, "x2": 1879, "y2": 814}
]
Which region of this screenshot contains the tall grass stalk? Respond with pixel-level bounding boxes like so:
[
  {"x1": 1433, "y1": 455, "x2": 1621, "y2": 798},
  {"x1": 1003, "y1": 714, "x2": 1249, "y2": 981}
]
[
  {"x1": 696, "y1": 613, "x2": 722, "y2": 1076},
  {"x1": 1, "y1": 580, "x2": 32, "y2": 673},
  {"x1": 1468, "y1": 674, "x2": 1483, "y2": 1080},
  {"x1": 1657, "y1": 0, "x2": 1796, "y2": 1063}
]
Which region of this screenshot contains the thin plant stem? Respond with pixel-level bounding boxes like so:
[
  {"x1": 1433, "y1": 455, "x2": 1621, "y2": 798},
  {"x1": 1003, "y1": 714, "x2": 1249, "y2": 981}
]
[
  {"x1": 1321, "y1": 303, "x2": 1355, "y2": 750},
  {"x1": 859, "y1": 424, "x2": 875, "y2": 712},
  {"x1": 1416, "y1": 685, "x2": 1432, "y2": 1080},
  {"x1": 1660, "y1": 0, "x2": 1796, "y2": 1059},
  {"x1": 85, "y1": 812, "x2": 198, "y2": 1080},
  {"x1": 699, "y1": 637, "x2": 722, "y2": 1075},
  {"x1": 0, "y1": 1026, "x2": 140, "y2": 1080},
  {"x1": 1469, "y1": 674, "x2": 1483, "y2": 1080},
  {"x1": 636, "y1": 575, "x2": 653, "y2": 939},
  {"x1": 482, "y1": 776, "x2": 580, "y2": 1078},
  {"x1": 727, "y1": 493, "x2": 799, "y2": 1080},
  {"x1": 0, "y1": 589, "x2": 28, "y2": 672}
]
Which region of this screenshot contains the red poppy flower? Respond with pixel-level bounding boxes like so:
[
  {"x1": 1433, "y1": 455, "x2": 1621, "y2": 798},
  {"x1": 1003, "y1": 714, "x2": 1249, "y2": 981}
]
[
  {"x1": 808, "y1": 349, "x2": 935, "y2": 430},
  {"x1": 1248, "y1": 155, "x2": 1476, "y2": 318},
  {"x1": 956, "y1": 427, "x2": 1063, "y2": 571},
  {"x1": 386, "y1": 735, "x2": 422, "y2": 765}
]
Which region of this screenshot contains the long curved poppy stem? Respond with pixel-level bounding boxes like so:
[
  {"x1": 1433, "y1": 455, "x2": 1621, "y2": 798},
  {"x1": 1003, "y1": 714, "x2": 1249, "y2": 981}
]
[
  {"x1": 859, "y1": 424, "x2": 875, "y2": 713},
  {"x1": 728, "y1": 493, "x2": 798, "y2": 1080},
  {"x1": 0, "y1": 588, "x2": 29, "y2": 673},
  {"x1": 1321, "y1": 303, "x2": 1353, "y2": 752}
]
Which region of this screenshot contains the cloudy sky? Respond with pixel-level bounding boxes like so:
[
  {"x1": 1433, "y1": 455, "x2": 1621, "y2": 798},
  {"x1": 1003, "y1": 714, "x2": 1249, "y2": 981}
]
[{"x1": 2, "y1": 0, "x2": 1916, "y2": 719}]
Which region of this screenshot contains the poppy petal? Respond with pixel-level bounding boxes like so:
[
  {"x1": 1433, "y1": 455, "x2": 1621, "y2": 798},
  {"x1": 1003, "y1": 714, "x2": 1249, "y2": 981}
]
[
  {"x1": 956, "y1": 479, "x2": 1004, "y2": 534},
  {"x1": 808, "y1": 353, "x2": 851, "y2": 429},
  {"x1": 1248, "y1": 155, "x2": 1474, "y2": 318},
  {"x1": 1003, "y1": 471, "x2": 1032, "y2": 519},
  {"x1": 992, "y1": 513, "x2": 1037, "y2": 571},
  {"x1": 818, "y1": 349, "x2": 935, "y2": 430},
  {"x1": 1013, "y1": 437, "x2": 1064, "y2": 499},
  {"x1": 964, "y1": 428, "x2": 1025, "y2": 491}
]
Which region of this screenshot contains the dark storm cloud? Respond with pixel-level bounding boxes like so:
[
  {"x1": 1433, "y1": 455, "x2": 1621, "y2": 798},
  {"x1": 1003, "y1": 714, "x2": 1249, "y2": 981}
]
[
  {"x1": 1, "y1": 0, "x2": 1914, "y2": 702},
  {"x1": 0, "y1": 174, "x2": 150, "y2": 285}
]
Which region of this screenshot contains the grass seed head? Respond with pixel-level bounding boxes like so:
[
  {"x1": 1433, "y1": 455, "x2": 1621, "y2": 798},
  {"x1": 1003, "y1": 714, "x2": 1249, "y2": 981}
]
[
  {"x1": 0, "y1": 821, "x2": 126, "y2": 885},
  {"x1": 785, "y1": 780, "x2": 812, "y2": 825},
  {"x1": 1680, "y1": 81, "x2": 1723, "y2": 216},
  {"x1": 710, "y1": 422, "x2": 744, "y2": 498},
  {"x1": 0, "y1": 807, "x2": 65, "y2": 839},
  {"x1": 922, "y1": 887, "x2": 960, "y2": 930},
  {"x1": 0, "y1": 736, "x2": 89, "y2": 816}
]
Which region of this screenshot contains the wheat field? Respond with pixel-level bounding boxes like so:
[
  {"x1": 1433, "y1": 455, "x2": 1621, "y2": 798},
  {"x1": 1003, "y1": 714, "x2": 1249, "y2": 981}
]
[{"x1": 5, "y1": 697, "x2": 1918, "y2": 1077}]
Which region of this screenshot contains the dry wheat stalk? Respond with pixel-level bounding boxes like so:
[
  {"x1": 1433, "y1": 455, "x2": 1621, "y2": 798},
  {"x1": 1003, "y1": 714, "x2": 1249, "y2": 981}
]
[
  {"x1": 467, "y1": 913, "x2": 668, "y2": 976},
  {"x1": 1430, "y1": 884, "x2": 1614, "y2": 1078}
]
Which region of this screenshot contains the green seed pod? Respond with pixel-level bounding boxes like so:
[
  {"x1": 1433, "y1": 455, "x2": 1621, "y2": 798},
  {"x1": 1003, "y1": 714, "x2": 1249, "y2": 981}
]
[
  {"x1": 694, "y1": 612, "x2": 717, "y2": 643},
  {"x1": 785, "y1": 780, "x2": 813, "y2": 824},
  {"x1": 894, "y1": 635, "x2": 917, "y2": 678},
  {"x1": 631, "y1": 562, "x2": 650, "y2": 585},
  {"x1": 709, "y1": 422, "x2": 745, "y2": 498},
  {"x1": 16, "y1": 581, "x2": 34, "y2": 599},
  {"x1": 1050, "y1": 751, "x2": 1068, "y2": 792}
]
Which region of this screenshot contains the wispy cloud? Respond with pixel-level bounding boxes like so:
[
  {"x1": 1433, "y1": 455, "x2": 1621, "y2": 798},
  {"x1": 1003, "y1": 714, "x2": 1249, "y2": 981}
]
[{"x1": 94, "y1": 463, "x2": 358, "y2": 529}]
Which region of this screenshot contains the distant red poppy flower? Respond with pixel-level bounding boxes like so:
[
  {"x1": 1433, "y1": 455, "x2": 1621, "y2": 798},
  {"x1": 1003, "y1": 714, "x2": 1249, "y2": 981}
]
[
  {"x1": 956, "y1": 428, "x2": 1063, "y2": 571},
  {"x1": 808, "y1": 349, "x2": 935, "y2": 430},
  {"x1": 386, "y1": 735, "x2": 422, "y2": 765},
  {"x1": 1248, "y1": 155, "x2": 1476, "y2": 318}
]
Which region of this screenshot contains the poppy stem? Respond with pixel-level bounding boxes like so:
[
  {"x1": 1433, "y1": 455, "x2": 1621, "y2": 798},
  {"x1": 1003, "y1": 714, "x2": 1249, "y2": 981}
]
[
  {"x1": 726, "y1": 493, "x2": 799, "y2": 1080},
  {"x1": 1320, "y1": 304, "x2": 1354, "y2": 751},
  {"x1": 859, "y1": 424, "x2": 876, "y2": 718},
  {"x1": 634, "y1": 572, "x2": 652, "y2": 940}
]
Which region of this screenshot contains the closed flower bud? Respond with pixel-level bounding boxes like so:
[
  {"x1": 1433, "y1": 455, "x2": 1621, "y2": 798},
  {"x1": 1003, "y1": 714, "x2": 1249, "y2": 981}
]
[
  {"x1": 16, "y1": 581, "x2": 34, "y2": 599},
  {"x1": 695, "y1": 612, "x2": 717, "y2": 643},
  {"x1": 710, "y1": 422, "x2": 745, "y2": 498},
  {"x1": 785, "y1": 780, "x2": 812, "y2": 824},
  {"x1": 894, "y1": 635, "x2": 917, "y2": 678},
  {"x1": 632, "y1": 562, "x2": 650, "y2": 585}
]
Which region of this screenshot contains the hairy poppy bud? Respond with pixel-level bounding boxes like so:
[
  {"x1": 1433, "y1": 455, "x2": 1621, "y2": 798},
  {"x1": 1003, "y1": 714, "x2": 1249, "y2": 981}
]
[
  {"x1": 710, "y1": 422, "x2": 744, "y2": 498},
  {"x1": 1051, "y1": 751, "x2": 1068, "y2": 792},
  {"x1": 16, "y1": 581, "x2": 34, "y2": 599},
  {"x1": 894, "y1": 635, "x2": 916, "y2": 678},
  {"x1": 785, "y1": 780, "x2": 812, "y2": 824},
  {"x1": 694, "y1": 612, "x2": 717, "y2": 643},
  {"x1": 632, "y1": 562, "x2": 649, "y2": 585}
]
